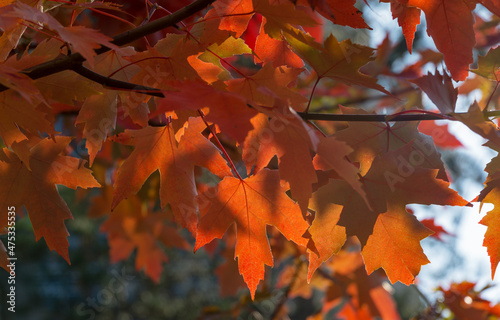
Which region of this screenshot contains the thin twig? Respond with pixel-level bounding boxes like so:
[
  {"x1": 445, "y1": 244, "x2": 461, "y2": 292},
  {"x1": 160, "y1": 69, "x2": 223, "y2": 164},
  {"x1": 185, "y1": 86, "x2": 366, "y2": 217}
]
[{"x1": 197, "y1": 109, "x2": 244, "y2": 181}]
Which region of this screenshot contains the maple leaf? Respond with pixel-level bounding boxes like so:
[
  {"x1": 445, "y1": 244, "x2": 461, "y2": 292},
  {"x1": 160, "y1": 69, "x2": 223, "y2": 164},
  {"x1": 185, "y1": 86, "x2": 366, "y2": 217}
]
[
  {"x1": 4, "y1": 38, "x2": 62, "y2": 70},
  {"x1": 285, "y1": 29, "x2": 390, "y2": 95},
  {"x1": 295, "y1": 0, "x2": 369, "y2": 29},
  {"x1": 243, "y1": 105, "x2": 320, "y2": 213},
  {"x1": 100, "y1": 192, "x2": 189, "y2": 283},
  {"x1": 453, "y1": 102, "x2": 500, "y2": 148},
  {"x1": 420, "y1": 217, "x2": 452, "y2": 241},
  {"x1": 76, "y1": 47, "x2": 139, "y2": 165},
  {"x1": 0, "y1": 64, "x2": 44, "y2": 104},
  {"x1": 313, "y1": 135, "x2": 365, "y2": 201},
  {"x1": 410, "y1": 71, "x2": 458, "y2": 114},
  {"x1": 405, "y1": 0, "x2": 495, "y2": 80},
  {"x1": 381, "y1": 0, "x2": 421, "y2": 53},
  {"x1": 418, "y1": 121, "x2": 463, "y2": 149},
  {"x1": 306, "y1": 184, "x2": 346, "y2": 280},
  {"x1": 210, "y1": 0, "x2": 254, "y2": 37},
  {"x1": 225, "y1": 63, "x2": 307, "y2": 109},
  {"x1": 477, "y1": 153, "x2": 500, "y2": 278},
  {"x1": 361, "y1": 208, "x2": 432, "y2": 285},
  {"x1": 0, "y1": 137, "x2": 100, "y2": 263},
  {"x1": 214, "y1": 228, "x2": 247, "y2": 297},
  {"x1": 307, "y1": 143, "x2": 468, "y2": 284},
  {"x1": 0, "y1": 23, "x2": 26, "y2": 61},
  {"x1": 253, "y1": 0, "x2": 318, "y2": 38},
  {"x1": 194, "y1": 168, "x2": 310, "y2": 298},
  {"x1": 320, "y1": 250, "x2": 401, "y2": 319},
  {"x1": 153, "y1": 29, "x2": 237, "y2": 83},
  {"x1": 76, "y1": 90, "x2": 117, "y2": 166},
  {"x1": 472, "y1": 45, "x2": 500, "y2": 81},
  {"x1": 254, "y1": 22, "x2": 304, "y2": 68},
  {"x1": 6, "y1": 2, "x2": 121, "y2": 66},
  {"x1": 334, "y1": 106, "x2": 449, "y2": 180},
  {"x1": 155, "y1": 80, "x2": 257, "y2": 143},
  {"x1": 440, "y1": 282, "x2": 500, "y2": 320},
  {"x1": 57, "y1": 26, "x2": 120, "y2": 67},
  {"x1": 197, "y1": 35, "x2": 252, "y2": 80},
  {"x1": 111, "y1": 118, "x2": 231, "y2": 235},
  {"x1": 0, "y1": 90, "x2": 55, "y2": 147},
  {"x1": 35, "y1": 70, "x2": 101, "y2": 105}
]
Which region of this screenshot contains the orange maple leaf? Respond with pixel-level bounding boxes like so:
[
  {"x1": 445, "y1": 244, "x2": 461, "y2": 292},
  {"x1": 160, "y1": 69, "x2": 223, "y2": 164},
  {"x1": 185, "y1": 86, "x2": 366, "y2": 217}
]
[
  {"x1": 7, "y1": 2, "x2": 121, "y2": 66},
  {"x1": 100, "y1": 192, "x2": 189, "y2": 283},
  {"x1": 210, "y1": 0, "x2": 254, "y2": 37},
  {"x1": 477, "y1": 153, "x2": 500, "y2": 278},
  {"x1": 381, "y1": 0, "x2": 421, "y2": 53},
  {"x1": 243, "y1": 106, "x2": 320, "y2": 213},
  {"x1": 308, "y1": 143, "x2": 468, "y2": 284},
  {"x1": 254, "y1": 21, "x2": 304, "y2": 68},
  {"x1": 194, "y1": 169, "x2": 310, "y2": 298},
  {"x1": 0, "y1": 90, "x2": 55, "y2": 147},
  {"x1": 0, "y1": 137, "x2": 100, "y2": 263},
  {"x1": 111, "y1": 118, "x2": 231, "y2": 235}
]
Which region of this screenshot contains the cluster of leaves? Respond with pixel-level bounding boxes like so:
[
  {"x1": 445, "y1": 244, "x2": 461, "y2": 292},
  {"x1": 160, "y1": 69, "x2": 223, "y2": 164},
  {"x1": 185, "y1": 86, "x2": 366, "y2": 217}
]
[{"x1": 0, "y1": 0, "x2": 500, "y2": 318}]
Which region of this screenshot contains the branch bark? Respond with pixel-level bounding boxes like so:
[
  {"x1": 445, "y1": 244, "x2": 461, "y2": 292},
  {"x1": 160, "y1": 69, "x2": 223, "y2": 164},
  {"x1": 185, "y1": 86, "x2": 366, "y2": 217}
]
[
  {"x1": 0, "y1": 0, "x2": 215, "y2": 93},
  {"x1": 71, "y1": 65, "x2": 165, "y2": 97},
  {"x1": 67, "y1": 66, "x2": 500, "y2": 123}
]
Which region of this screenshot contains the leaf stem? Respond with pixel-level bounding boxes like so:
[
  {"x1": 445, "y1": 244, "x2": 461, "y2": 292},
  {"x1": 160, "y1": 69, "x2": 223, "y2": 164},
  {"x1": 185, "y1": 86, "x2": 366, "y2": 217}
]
[
  {"x1": 305, "y1": 77, "x2": 321, "y2": 113},
  {"x1": 197, "y1": 110, "x2": 244, "y2": 181},
  {"x1": 484, "y1": 80, "x2": 499, "y2": 112}
]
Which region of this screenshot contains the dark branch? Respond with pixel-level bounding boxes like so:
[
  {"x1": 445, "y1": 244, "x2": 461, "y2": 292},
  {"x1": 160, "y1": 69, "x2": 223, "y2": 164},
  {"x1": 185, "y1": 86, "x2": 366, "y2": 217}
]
[
  {"x1": 0, "y1": 0, "x2": 216, "y2": 93},
  {"x1": 299, "y1": 111, "x2": 500, "y2": 122},
  {"x1": 58, "y1": 67, "x2": 500, "y2": 123},
  {"x1": 101, "y1": 0, "x2": 215, "y2": 50},
  {"x1": 71, "y1": 65, "x2": 165, "y2": 97},
  {"x1": 299, "y1": 112, "x2": 447, "y2": 122}
]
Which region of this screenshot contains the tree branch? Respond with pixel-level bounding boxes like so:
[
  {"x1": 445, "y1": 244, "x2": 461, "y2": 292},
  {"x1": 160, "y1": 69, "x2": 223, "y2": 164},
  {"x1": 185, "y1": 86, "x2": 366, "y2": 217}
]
[
  {"x1": 71, "y1": 65, "x2": 165, "y2": 97},
  {"x1": 0, "y1": 0, "x2": 215, "y2": 93},
  {"x1": 299, "y1": 111, "x2": 500, "y2": 121},
  {"x1": 60, "y1": 66, "x2": 500, "y2": 123}
]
